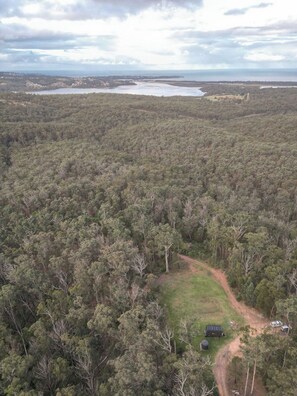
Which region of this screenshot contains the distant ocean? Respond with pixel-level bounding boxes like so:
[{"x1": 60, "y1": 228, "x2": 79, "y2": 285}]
[{"x1": 17, "y1": 68, "x2": 297, "y2": 82}]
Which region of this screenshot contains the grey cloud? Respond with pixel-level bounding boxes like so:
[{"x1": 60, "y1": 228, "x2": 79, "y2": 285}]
[
  {"x1": 0, "y1": 0, "x2": 203, "y2": 20},
  {"x1": 184, "y1": 44, "x2": 244, "y2": 66},
  {"x1": 173, "y1": 20, "x2": 297, "y2": 67},
  {"x1": 0, "y1": 49, "x2": 46, "y2": 64},
  {"x1": 80, "y1": 0, "x2": 201, "y2": 19},
  {"x1": 173, "y1": 26, "x2": 259, "y2": 42},
  {"x1": 85, "y1": 0, "x2": 202, "y2": 17},
  {"x1": 180, "y1": 38, "x2": 295, "y2": 68},
  {"x1": 260, "y1": 20, "x2": 297, "y2": 34},
  {"x1": 173, "y1": 28, "x2": 248, "y2": 66},
  {"x1": 225, "y1": 9, "x2": 249, "y2": 16},
  {"x1": 0, "y1": 0, "x2": 25, "y2": 16},
  {"x1": 0, "y1": 0, "x2": 33, "y2": 17},
  {"x1": 0, "y1": 47, "x2": 141, "y2": 70},
  {"x1": 0, "y1": 23, "x2": 116, "y2": 51},
  {"x1": 4, "y1": 36, "x2": 115, "y2": 51},
  {"x1": 225, "y1": 2, "x2": 272, "y2": 16},
  {"x1": 175, "y1": 26, "x2": 296, "y2": 55},
  {"x1": 0, "y1": 23, "x2": 73, "y2": 42},
  {"x1": 175, "y1": 19, "x2": 297, "y2": 42}
]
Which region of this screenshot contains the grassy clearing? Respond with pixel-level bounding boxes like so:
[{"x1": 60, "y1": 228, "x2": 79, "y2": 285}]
[
  {"x1": 205, "y1": 94, "x2": 247, "y2": 102},
  {"x1": 159, "y1": 262, "x2": 244, "y2": 357}
]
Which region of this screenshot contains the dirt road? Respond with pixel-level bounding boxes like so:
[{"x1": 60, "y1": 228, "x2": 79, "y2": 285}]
[{"x1": 178, "y1": 255, "x2": 269, "y2": 396}]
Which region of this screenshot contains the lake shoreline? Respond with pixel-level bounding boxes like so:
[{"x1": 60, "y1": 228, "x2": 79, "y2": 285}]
[{"x1": 29, "y1": 81, "x2": 206, "y2": 97}]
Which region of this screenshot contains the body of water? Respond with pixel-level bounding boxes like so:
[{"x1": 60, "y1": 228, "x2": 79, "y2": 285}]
[
  {"x1": 32, "y1": 82, "x2": 205, "y2": 97},
  {"x1": 174, "y1": 69, "x2": 297, "y2": 82}
]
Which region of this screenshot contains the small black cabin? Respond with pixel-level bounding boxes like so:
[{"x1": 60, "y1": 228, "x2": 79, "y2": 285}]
[{"x1": 205, "y1": 325, "x2": 224, "y2": 337}]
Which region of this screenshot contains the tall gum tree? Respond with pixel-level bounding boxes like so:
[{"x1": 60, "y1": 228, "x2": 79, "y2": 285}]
[{"x1": 150, "y1": 224, "x2": 182, "y2": 273}]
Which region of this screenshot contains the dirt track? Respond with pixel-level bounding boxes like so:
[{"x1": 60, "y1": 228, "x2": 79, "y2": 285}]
[{"x1": 178, "y1": 255, "x2": 269, "y2": 396}]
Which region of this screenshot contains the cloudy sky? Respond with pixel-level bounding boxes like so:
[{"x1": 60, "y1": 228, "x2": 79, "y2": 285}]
[{"x1": 0, "y1": 0, "x2": 296, "y2": 71}]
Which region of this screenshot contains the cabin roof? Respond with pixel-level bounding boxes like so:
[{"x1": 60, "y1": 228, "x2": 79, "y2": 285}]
[{"x1": 206, "y1": 325, "x2": 223, "y2": 331}]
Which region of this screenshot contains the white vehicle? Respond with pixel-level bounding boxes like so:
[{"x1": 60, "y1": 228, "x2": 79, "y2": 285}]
[{"x1": 270, "y1": 320, "x2": 283, "y2": 328}]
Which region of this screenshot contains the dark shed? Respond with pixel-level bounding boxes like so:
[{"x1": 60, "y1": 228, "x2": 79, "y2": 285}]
[
  {"x1": 200, "y1": 340, "x2": 209, "y2": 351},
  {"x1": 205, "y1": 325, "x2": 224, "y2": 337}
]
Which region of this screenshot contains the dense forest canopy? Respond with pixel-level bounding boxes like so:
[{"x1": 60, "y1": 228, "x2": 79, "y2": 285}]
[{"x1": 0, "y1": 86, "x2": 297, "y2": 395}]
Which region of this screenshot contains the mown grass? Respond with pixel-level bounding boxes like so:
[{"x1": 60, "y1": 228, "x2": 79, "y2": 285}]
[{"x1": 159, "y1": 262, "x2": 244, "y2": 358}]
